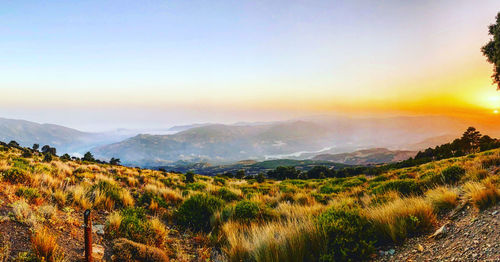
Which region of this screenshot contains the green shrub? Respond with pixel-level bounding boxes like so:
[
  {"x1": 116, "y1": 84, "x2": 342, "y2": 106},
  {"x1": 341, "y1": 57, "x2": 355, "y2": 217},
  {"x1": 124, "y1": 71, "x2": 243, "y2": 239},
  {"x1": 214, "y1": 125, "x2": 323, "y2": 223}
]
[
  {"x1": 213, "y1": 176, "x2": 226, "y2": 186},
  {"x1": 319, "y1": 177, "x2": 366, "y2": 194},
  {"x1": 15, "y1": 187, "x2": 40, "y2": 202},
  {"x1": 184, "y1": 171, "x2": 195, "y2": 183},
  {"x1": 3, "y1": 168, "x2": 30, "y2": 184},
  {"x1": 117, "y1": 208, "x2": 153, "y2": 244},
  {"x1": 440, "y1": 166, "x2": 465, "y2": 184},
  {"x1": 317, "y1": 206, "x2": 377, "y2": 261},
  {"x1": 11, "y1": 158, "x2": 32, "y2": 171},
  {"x1": 233, "y1": 201, "x2": 260, "y2": 222},
  {"x1": 216, "y1": 187, "x2": 239, "y2": 202},
  {"x1": 88, "y1": 180, "x2": 121, "y2": 203},
  {"x1": 371, "y1": 179, "x2": 421, "y2": 195},
  {"x1": 185, "y1": 182, "x2": 206, "y2": 191},
  {"x1": 175, "y1": 194, "x2": 223, "y2": 232}
]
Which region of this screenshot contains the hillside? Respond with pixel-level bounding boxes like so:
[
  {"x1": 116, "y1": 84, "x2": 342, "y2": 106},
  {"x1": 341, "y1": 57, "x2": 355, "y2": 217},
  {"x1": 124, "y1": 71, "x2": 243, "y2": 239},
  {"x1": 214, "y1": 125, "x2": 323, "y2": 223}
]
[
  {"x1": 0, "y1": 118, "x2": 131, "y2": 155},
  {"x1": 312, "y1": 148, "x2": 417, "y2": 165},
  {"x1": 159, "y1": 158, "x2": 351, "y2": 176},
  {"x1": 0, "y1": 141, "x2": 498, "y2": 261},
  {"x1": 92, "y1": 115, "x2": 486, "y2": 166}
]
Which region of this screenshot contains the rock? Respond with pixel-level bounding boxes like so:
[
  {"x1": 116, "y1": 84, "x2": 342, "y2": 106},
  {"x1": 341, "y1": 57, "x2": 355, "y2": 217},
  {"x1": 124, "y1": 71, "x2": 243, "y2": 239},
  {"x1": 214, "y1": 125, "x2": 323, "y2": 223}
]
[
  {"x1": 93, "y1": 244, "x2": 105, "y2": 261},
  {"x1": 93, "y1": 224, "x2": 105, "y2": 235},
  {"x1": 430, "y1": 223, "x2": 448, "y2": 239},
  {"x1": 417, "y1": 244, "x2": 424, "y2": 252}
]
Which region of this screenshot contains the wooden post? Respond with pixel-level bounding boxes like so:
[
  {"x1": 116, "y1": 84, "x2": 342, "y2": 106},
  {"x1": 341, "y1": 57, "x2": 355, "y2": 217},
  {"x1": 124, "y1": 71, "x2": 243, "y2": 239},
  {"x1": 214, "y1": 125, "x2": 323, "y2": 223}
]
[{"x1": 84, "y1": 209, "x2": 93, "y2": 262}]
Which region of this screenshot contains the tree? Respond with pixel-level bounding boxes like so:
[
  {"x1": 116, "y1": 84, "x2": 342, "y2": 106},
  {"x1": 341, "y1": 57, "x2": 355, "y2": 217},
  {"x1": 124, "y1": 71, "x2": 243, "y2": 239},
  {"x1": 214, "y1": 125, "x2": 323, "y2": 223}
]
[
  {"x1": 60, "y1": 153, "x2": 71, "y2": 161},
  {"x1": 235, "y1": 170, "x2": 246, "y2": 179},
  {"x1": 461, "y1": 127, "x2": 481, "y2": 154},
  {"x1": 43, "y1": 153, "x2": 53, "y2": 162},
  {"x1": 8, "y1": 141, "x2": 19, "y2": 148},
  {"x1": 41, "y1": 145, "x2": 56, "y2": 156},
  {"x1": 256, "y1": 173, "x2": 265, "y2": 183},
  {"x1": 83, "y1": 152, "x2": 95, "y2": 162},
  {"x1": 185, "y1": 171, "x2": 195, "y2": 183},
  {"x1": 32, "y1": 144, "x2": 39, "y2": 151},
  {"x1": 482, "y1": 12, "x2": 500, "y2": 90},
  {"x1": 110, "y1": 157, "x2": 121, "y2": 165}
]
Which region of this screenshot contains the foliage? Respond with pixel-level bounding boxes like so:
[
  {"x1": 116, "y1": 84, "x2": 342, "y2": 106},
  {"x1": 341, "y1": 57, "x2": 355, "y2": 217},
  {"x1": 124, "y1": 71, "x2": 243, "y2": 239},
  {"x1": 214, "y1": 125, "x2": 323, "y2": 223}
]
[
  {"x1": 317, "y1": 206, "x2": 377, "y2": 261},
  {"x1": 15, "y1": 187, "x2": 41, "y2": 202},
  {"x1": 2, "y1": 168, "x2": 30, "y2": 184},
  {"x1": 233, "y1": 200, "x2": 260, "y2": 222},
  {"x1": 216, "y1": 187, "x2": 240, "y2": 202},
  {"x1": 184, "y1": 171, "x2": 195, "y2": 183},
  {"x1": 482, "y1": 11, "x2": 500, "y2": 90},
  {"x1": 440, "y1": 166, "x2": 466, "y2": 184},
  {"x1": 371, "y1": 179, "x2": 421, "y2": 196},
  {"x1": 175, "y1": 194, "x2": 223, "y2": 232}
]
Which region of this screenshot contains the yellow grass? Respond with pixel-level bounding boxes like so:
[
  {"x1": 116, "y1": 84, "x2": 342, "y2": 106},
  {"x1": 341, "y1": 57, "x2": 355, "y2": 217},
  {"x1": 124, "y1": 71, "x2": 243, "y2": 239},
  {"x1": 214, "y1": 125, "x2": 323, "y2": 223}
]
[
  {"x1": 463, "y1": 180, "x2": 500, "y2": 210},
  {"x1": 425, "y1": 186, "x2": 459, "y2": 210},
  {"x1": 364, "y1": 197, "x2": 436, "y2": 242},
  {"x1": 31, "y1": 227, "x2": 64, "y2": 262}
]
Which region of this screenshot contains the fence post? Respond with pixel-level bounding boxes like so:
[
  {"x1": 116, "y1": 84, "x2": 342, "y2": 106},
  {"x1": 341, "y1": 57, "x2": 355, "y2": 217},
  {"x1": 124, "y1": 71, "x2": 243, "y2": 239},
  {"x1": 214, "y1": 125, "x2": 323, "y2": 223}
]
[{"x1": 84, "y1": 209, "x2": 93, "y2": 262}]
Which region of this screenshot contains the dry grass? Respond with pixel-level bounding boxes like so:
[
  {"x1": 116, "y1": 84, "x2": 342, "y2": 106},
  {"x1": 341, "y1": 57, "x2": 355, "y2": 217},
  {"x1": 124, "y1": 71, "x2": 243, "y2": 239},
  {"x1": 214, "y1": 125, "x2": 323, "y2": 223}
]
[
  {"x1": 463, "y1": 180, "x2": 500, "y2": 210},
  {"x1": 106, "y1": 211, "x2": 123, "y2": 236},
  {"x1": 37, "y1": 205, "x2": 57, "y2": 220},
  {"x1": 425, "y1": 186, "x2": 459, "y2": 211},
  {"x1": 222, "y1": 218, "x2": 323, "y2": 262},
  {"x1": 149, "y1": 217, "x2": 169, "y2": 247},
  {"x1": 364, "y1": 197, "x2": 436, "y2": 242},
  {"x1": 52, "y1": 189, "x2": 67, "y2": 206},
  {"x1": 31, "y1": 227, "x2": 64, "y2": 262}
]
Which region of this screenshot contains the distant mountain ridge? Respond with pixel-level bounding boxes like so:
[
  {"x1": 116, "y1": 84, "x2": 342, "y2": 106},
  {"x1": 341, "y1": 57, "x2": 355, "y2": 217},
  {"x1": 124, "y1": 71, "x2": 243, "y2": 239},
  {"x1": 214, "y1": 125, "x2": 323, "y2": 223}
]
[
  {"x1": 93, "y1": 115, "x2": 487, "y2": 166},
  {"x1": 0, "y1": 117, "x2": 131, "y2": 154}
]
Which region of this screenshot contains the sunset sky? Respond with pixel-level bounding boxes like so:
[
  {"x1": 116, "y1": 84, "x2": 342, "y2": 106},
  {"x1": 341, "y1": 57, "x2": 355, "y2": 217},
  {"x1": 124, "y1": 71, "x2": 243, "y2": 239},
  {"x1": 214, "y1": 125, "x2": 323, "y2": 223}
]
[{"x1": 1, "y1": 0, "x2": 499, "y2": 131}]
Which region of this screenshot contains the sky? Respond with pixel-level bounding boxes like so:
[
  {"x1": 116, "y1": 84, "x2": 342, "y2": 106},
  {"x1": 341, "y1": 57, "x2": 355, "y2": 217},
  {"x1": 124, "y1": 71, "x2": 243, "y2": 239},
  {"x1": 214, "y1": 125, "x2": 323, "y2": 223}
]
[{"x1": 1, "y1": 0, "x2": 499, "y2": 131}]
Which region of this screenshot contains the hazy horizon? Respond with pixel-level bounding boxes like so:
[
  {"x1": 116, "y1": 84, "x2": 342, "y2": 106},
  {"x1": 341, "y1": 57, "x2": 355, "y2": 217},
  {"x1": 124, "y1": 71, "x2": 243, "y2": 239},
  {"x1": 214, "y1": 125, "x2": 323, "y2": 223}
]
[{"x1": 2, "y1": 0, "x2": 500, "y2": 131}]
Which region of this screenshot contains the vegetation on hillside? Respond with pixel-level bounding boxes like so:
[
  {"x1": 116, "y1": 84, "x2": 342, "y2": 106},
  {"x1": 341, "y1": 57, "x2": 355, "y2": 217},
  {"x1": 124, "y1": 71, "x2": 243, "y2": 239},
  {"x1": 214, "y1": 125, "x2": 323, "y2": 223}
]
[{"x1": 0, "y1": 135, "x2": 498, "y2": 261}]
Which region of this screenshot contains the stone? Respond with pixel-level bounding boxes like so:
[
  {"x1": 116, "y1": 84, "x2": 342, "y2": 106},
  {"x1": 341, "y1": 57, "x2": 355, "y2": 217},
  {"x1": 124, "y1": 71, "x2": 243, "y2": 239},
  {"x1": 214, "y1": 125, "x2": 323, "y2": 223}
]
[
  {"x1": 93, "y1": 244, "x2": 105, "y2": 261},
  {"x1": 430, "y1": 223, "x2": 448, "y2": 239},
  {"x1": 93, "y1": 224, "x2": 105, "y2": 235}
]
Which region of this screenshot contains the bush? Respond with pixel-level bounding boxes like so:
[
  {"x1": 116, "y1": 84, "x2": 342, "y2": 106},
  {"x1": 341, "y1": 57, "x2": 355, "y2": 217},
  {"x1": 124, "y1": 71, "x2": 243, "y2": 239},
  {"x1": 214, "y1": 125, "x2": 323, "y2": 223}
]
[
  {"x1": 16, "y1": 187, "x2": 41, "y2": 202},
  {"x1": 3, "y1": 168, "x2": 30, "y2": 184},
  {"x1": 233, "y1": 201, "x2": 260, "y2": 222},
  {"x1": 175, "y1": 194, "x2": 223, "y2": 232},
  {"x1": 113, "y1": 207, "x2": 166, "y2": 247},
  {"x1": 425, "y1": 186, "x2": 459, "y2": 211},
  {"x1": 464, "y1": 180, "x2": 500, "y2": 210},
  {"x1": 185, "y1": 182, "x2": 206, "y2": 191},
  {"x1": 317, "y1": 206, "x2": 377, "y2": 261},
  {"x1": 440, "y1": 166, "x2": 465, "y2": 184},
  {"x1": 371, "y1": 179, "x2": 421, "y2": 196},
  {"x1": 184, "y1": 171, "x2": 195, "y2": 183},
  {"x1": 118, "y1": 207, "x2": 151, "y2": 244},
  {"x1": 364, "y1": 197, "x2": 436, "y2": 243},
  {"x1": 213, "y1": 176, "x2": 226, "y2": 186},
  {"x1": 216, "y1": 187, "x2": 240, "y2": 202}
]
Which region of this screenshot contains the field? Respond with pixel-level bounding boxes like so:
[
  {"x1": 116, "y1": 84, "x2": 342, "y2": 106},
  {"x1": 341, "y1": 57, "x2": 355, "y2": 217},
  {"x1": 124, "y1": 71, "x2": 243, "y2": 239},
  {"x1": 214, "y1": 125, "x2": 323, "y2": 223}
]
[{"x1": 0, "y1": 144, "x2": 499, "y2": 261}]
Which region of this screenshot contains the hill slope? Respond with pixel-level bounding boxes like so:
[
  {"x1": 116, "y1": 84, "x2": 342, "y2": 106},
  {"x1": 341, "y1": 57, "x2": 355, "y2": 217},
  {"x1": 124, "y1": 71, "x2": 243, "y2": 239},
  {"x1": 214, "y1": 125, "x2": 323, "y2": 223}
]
[
  {"x1": 93, "y1": 116, "x2": 483, "y2": 166},
  {"x1": 312, "y1": 148, "x2": 417, "y2": 165}
]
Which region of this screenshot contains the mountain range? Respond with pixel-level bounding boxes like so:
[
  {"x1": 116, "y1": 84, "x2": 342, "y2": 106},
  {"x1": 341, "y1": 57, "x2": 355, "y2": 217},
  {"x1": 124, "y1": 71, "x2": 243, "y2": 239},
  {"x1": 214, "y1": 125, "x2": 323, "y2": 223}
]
[{"x1": 1, "y1": 115, "x2": 497, "y2": 167}]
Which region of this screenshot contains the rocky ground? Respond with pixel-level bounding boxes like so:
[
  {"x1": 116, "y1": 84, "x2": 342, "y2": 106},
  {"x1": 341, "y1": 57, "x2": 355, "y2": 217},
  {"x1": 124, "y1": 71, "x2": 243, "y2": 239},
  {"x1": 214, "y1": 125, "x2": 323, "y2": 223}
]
[{"x1": 374, "y1": 203, "x2": 500, "y2": 262}]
